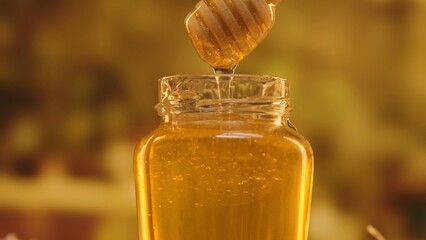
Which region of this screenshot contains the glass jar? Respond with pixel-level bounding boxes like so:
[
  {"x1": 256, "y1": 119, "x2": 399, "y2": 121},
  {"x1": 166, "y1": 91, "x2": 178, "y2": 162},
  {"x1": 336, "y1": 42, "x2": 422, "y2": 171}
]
[{"x1": 134, "y1": 75, "x2": 314, "y2": 240}]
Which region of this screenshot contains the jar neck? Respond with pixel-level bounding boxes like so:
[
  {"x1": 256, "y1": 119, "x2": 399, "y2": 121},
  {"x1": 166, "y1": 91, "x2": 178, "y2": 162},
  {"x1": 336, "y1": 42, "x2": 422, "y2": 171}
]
[{"x1": 155, "y1": 74, "x2": 291, "y2": 126}]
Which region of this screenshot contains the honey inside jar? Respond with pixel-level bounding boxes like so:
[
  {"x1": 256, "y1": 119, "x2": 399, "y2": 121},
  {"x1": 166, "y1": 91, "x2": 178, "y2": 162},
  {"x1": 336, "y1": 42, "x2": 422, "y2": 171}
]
[{"x1": 136, "y1": 120, "x2": 313, "y2": 240}]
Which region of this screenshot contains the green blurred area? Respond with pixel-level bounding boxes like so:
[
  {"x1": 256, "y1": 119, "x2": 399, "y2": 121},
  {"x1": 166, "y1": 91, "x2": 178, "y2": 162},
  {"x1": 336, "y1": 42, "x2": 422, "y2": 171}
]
[{"x1": 0, "y1": 0, "x2": 425, "y2": 239}]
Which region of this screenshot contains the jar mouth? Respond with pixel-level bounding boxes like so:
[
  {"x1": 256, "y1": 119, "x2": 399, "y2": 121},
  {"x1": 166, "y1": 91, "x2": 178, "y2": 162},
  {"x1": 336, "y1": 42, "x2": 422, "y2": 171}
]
[{"x1": 155, "y1": 74, "x2": 290, "y2": 118}]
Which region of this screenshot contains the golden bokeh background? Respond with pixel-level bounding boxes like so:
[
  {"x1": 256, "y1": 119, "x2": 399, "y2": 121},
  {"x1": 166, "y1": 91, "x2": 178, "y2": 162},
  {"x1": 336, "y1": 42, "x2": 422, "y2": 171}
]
[{"x1": 0, "y1": 0, "x2": 425, "y2": 239}]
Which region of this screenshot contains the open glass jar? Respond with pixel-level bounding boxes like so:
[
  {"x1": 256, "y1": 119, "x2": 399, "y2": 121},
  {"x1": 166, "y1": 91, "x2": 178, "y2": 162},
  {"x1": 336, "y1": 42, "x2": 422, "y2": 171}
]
[{"x1": 135, "y1": 75, "x2": 314, "y2": 240}]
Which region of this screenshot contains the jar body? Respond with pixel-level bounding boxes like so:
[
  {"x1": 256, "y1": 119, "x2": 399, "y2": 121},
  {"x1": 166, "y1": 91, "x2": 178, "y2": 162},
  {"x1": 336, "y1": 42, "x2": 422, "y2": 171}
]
[
  {"x1": 135, "y1": 75, "x2": 313, "y2": 240},
  {"x1": 135, "y1": 115, "x2": 313, "y2": 240}
]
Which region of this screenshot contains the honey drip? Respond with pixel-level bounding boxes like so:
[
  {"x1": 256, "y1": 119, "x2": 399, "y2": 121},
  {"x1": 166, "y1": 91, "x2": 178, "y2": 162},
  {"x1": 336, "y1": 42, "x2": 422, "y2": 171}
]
[{"x1": 213, "y1": 65, "x2": 237, "y2": 74}]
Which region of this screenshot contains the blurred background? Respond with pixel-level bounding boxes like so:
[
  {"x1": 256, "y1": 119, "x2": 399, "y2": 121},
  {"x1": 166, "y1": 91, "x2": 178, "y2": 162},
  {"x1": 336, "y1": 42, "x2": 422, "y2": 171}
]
[{"x1": 0, "y1": 0, "x2": 425, "y2": 239}]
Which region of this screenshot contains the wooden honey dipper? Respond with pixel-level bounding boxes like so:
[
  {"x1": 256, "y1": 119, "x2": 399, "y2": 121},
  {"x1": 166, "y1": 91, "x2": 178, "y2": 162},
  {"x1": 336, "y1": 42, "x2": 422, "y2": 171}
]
[{"x1": 185, "y1": 0, "x2": 281, "y2": 71}]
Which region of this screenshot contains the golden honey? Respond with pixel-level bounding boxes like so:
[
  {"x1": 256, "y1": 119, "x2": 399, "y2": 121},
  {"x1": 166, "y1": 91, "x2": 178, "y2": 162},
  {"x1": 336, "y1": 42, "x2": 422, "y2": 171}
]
[{"x1": 135, "y1": 75, "x2": 313, "y2": 240}]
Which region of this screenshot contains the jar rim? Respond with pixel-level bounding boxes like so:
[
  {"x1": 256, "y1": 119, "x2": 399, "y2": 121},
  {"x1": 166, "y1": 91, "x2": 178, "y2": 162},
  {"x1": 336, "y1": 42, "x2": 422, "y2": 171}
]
[{"x1": 156, "y1": 74, "x2": 290, "y2": 118}]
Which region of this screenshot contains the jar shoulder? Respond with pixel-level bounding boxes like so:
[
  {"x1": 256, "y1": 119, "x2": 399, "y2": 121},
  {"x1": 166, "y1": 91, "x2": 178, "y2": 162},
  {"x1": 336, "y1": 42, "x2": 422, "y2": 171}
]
[
  {"x1": 136, "y1": 123, "x2": 312, "y2": 158},
  {"x1": 135, "y1": 126, "x2": 169, "y2": 152},
  {"x1": 267, "y1": 124, "x2": 313, "y2": 161}
]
